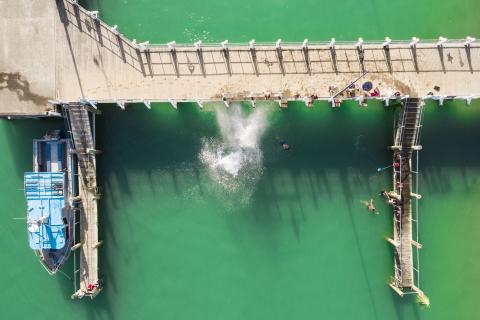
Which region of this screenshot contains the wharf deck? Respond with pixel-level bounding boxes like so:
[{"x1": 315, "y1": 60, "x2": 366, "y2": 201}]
[
  {"x1": 390, "y1": 98, "x2": 422, "y2": 292},
  {"x1": 67, "y1": 104, "x2": 101, "y2": 298},
  {"x1": 1, "y1": 0, "x2": 480, "y2": 116}
]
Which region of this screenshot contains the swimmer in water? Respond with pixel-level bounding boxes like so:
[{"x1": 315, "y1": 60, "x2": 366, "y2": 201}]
[
  {"x1": 279, "y1": 140, "x2": 290, "y2": 151},
  {"x1": 360, "y1": 199, "x2": 378, "y2": 214}
]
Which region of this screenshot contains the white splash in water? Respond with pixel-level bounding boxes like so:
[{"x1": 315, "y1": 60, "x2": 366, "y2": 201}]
[{"x1": 199, "y1": 103, "x2": 268, "y2": 194}]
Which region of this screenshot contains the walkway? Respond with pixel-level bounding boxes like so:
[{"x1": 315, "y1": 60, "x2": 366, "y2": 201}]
[
  {"x1": 388, "y1": 98, "x2": 426, "y2": 301},
  {"x1": 1, "y1": 0, "x2": 480, "y2": 116},
  {"x1": 66, "y1": 104, "x2": 102, "y2": 299}
]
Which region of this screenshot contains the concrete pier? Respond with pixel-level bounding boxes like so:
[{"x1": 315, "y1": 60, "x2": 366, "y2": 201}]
[
  {"x1": 389, "y1": 98, "x2": 424, "y2": 298},
  {"x1": 66, "y1": 104, "x2": 102, "y2": 299},
  {"x1": 1, "y1": 0, "x2": 480, "y2": 116}
]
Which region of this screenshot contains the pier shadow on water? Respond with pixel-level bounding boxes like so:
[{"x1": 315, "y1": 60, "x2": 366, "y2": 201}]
[
  {"x1": 2, "y1": 98, "x2": 480, "y2": 319},
  {"x1": 94, "y1": 100, "x2": 398, "y2": 319}
]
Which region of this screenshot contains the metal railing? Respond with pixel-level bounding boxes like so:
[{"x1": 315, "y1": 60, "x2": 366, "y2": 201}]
[{"x1": 64, "y1": 0, "x2": 478, "y2": 51}]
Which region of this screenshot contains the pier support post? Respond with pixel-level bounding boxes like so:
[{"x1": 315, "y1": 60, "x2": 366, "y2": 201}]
[
  {"x1": 410, "y1": 193, "x2": 422, "y2": 199},
  {"x1": 356, "y1": 37, "x2": 364, "y2": 49},
  {"x1": 143, "y1": 99, "x2": 151, "y2": 109},
  {"x1": 438, "y1": 96, "x2": 445, "y2": 106},
  {"x1": 250, "y1": 97, "x2": 256, "y2": 108},
  {"x1": 194, "y1": 40, "x2": 202, "y2": 51},
  {"x1": 329, "y1": 38, "x2": 336, "y2": 49},
  {"x1": 464, "y1": 36, "x2": 475, "y2": 47},
  {"x1": 465, "y1": 95, "x2": 473, "y2": 105},
  {"x1": 437, "y1": 36, "x2": 447, "y2": 47},
  {"x1": 303, "y1": 96, "x2": 311, "y2": 107},
  {"x1": 384, "y1": 97, "x2": 390, "y2": 106},
  {"x1": 167, "y1": 41, "x2": 176, "y2": 51},
  {"x1": 139, "y1": 41, "x2": 150, "y2": 52},
  {"x1": 79, "y1": 99, "x2": 98, "y2": 110},
  {"x1": 249, "y1": 39, "x2": 256, "y2": 50},
  {"x1": 383, "y1": 37, "x2": 392, "y2": 49},
  {"x1": 115, "y1": 99, "x2": 125, "y2": 110},
  {"x1": 221, "y1": 40, "x2": 228, "y2": 51},
  {"x1": 110, "y1": 25, "x2": 119, "y2": 35},
  {"x1": 222, "y1": 96, "x2": 229, "y2": 108},
  {"x1": 387, "y1": 238, "x2": 400, "y2": 247},
  {"x1": 409, "y1": 37, "x2": 419, "y2": 48},
  {"x1": 302, "y1": 38, "x2": 308, "y2": 50},
  {"x1": 93, "y1": 240, "x2": 103, "y2": 249},
  {"x1": 87, "y1": 11, "x2": 99, "y2": 20},
  {"x1": 411, "y1": 240, "x2": 423, "y2": 249},
  {"x1": 275, "y1": 93, "x2": 284, "y2": 107},
  {"x1": 389, "y1": 283, "x2": 404, "y2": 297},
  {"x1": 388, "y1": 192, "x2": 401, "y2": 201}
]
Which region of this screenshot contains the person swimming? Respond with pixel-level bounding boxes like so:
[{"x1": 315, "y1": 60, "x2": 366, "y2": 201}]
[
  {"x1": 360, "y1": 199, "x2": 378, "y2": 214},
  {"x1": 279, "y1": 140, "x2": 290, "y2": 150}
]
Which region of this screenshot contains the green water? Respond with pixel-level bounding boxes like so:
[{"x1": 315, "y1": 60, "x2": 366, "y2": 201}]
[{"x1": 2, "y1": 0, "x2": 480, "y2": 319}]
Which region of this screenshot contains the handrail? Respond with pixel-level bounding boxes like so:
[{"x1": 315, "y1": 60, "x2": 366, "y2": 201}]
[{"x1": 64, "y1": 0, "x2": 479, "y2": 50}]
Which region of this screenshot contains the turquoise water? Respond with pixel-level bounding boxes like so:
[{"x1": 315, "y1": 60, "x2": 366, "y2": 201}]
[
  {"x1": 82, "y1": 0, "x2": 480, "y2": 43},
  {"x1": 2, "y1": 0, "x2": 480, "y2": 319}
]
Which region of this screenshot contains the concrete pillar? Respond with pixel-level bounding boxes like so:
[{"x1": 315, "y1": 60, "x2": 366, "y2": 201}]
[
  {"x1": 111, "y1": 25, "x2": 119, "y2": 35},
  {"x1": 139, "y1": 41, "x2": 149, "y2": 52},
  {"x1": 387, "y1": 238, "x2": 400, "y2": 247},
  {"x1": 275, "y1": 39, "x2": 282, "y2": 50},
  {"x1": 437, "y1": 36, "x2": 447, "y2": 47},
  {"x1": 88, "y1": 11, "x2": 99, "y2": 20},
  {"x1": 465, "y1": 95, "x2": 473, "y2": 105},
  {"x1": 302, "y1": 38, "x2": 308, "y2": 50},
  {"x1": 222, "y1": 96, "x2": 229, "y2": 108},
  {"x1": 383, "y1": 37, "x2": 392, "y2": 49},
  {"x1": 143, "y1": 99, "x2": 151, "y2": 109},
  {"x1": 329, "y1": 38, "x2": 336, "y2": 49},
  {"x1": 167, "y1": 41, "x2": 176, "y2": 51},
  {"x1": 464, "y1": 36, "x2": 475, "y2": 47},
  {"x1": 356, "y1": 37, "x2": 364, "y2": 50},
  {"x1": 409, "y1": 37, "x2": 419, "y2": 47},
  {"x1": 221, "y1": 40, "x2": 228, "y2": 50},
  {"x1": 194, "y1": 40, "x2": 202, "y2": 51},
  {"x1": 115, "y1": 99, "x2": 125, "y2": 110},
  {"x1": 93, "y1": 240, "x2": 103, "y2": 249}
]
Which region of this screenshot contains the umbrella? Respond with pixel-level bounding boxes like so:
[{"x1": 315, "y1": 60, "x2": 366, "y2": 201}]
[{"x1": 362, "y1": 81, "x2": 373, "y2": 91}]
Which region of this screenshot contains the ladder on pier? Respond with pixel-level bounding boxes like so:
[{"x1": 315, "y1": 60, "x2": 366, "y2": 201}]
[
  {"x1": 389, "y1": 98, "x2": 428, "y2": 305},
  {"x1": 64, "y1": 104, "x2": 103, "y2": 299}
]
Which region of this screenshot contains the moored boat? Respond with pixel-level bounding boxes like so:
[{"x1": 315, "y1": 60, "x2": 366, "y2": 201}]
[{"x1": 25, "y1": 131, "x2": 75, "y2": 274}]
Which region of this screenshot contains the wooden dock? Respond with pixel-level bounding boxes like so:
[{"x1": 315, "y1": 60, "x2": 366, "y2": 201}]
[
  {"x1": 389, "y1": 98, "x2": 425, "y2": 299},
  {"x1": 66, "y1": 104, "x2": 102, "y2": 299}
]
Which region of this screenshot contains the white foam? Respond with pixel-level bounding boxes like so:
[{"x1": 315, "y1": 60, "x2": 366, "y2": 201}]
[{"x1": 199, "y1": 103, "x2": 268, "y2": 193}]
